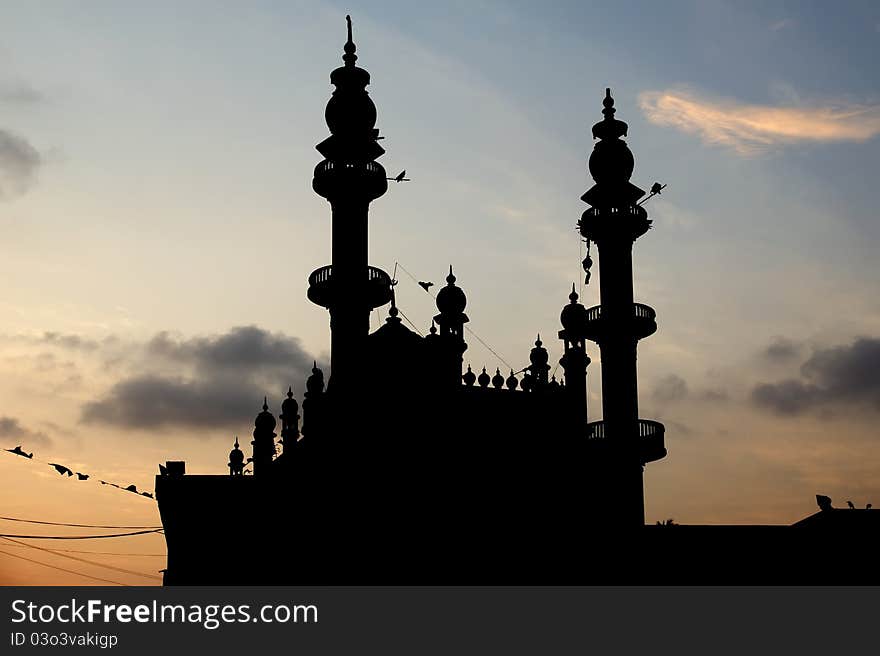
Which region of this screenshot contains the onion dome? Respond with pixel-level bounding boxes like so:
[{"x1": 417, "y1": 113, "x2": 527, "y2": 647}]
[
  {"x1": 520, "y1": 372, "x2": 533, "y2": 393},
  {"x1": 492, "y1": 368, "x2": 505, "y2": 389},
  {"x1": 478, "y1": 366, "x2": 490, "y2": 388},
  {"x1": 506, "y1": 370, "x2": 519, "y2": 391},
  {"x1": 560, "y1": 283, "x2": 589, "y2": 337},
  {"x1": 254, "y1": 397, "x2": 276, "y2": 432},
  {"x1": 529, "y1": 335, "x2": 549, "y2": 368},
  {"x1": 229, "y1": 437, "x2": 244, "y2": 466},
  {"x1": 549, "y1": 375, "x2": 560, "y2": 390},
  {"x1": 281, "y1": 386, "x2": 299, "y2": 420},
  {"x1": 582, "y1": 88, "x2": 645, "y2": 208},
  {"x1": 306, "y1": 361, "x2": 325, "y2": 396},
  {"x1": 436, "y1": 266, "x2": 467, "y2": 315},
  {"x1": 462, "y1": 364, "x2": 476, "y2": 387}
]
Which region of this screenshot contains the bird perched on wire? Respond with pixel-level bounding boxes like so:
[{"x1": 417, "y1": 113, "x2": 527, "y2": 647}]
[
  {"x1": 5, "y1": 445, "x2": 33, "y2": 459},
  {"x1": 418, "y1": 281, "x2": 434, "y2": 293},
  {"x1": 76, "y1": 472, "x2": 89, "y2": 480},
  {"x1": 141, "y1": 491, "x2": 154, "y2": 499},
  {"x1": 124, "y1": 484, "x2": 138, "y2": 493},
  {"x1": 49, "y1": 463, "x2": 73, "y2": 477},
  {"x1": 386, "y1": 170, "x2": 410, "y2": 182},
  {"x1": 637, "y1": 182, "x2": 667, "y2": 206}
]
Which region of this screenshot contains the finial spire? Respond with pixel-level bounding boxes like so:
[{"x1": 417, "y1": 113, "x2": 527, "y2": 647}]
[
  {"x1": 343, "y1": 14, "x2": 357, "y2": 66},
  {"x1": 287, "y1": 386, "x2": 293, "y2": 399},
  {"x1": 446, "y1": 265, "x2": 456, "y2": 284},
  {"x1": 262, "y1": 396, "x2": 268, "y2": 411}
]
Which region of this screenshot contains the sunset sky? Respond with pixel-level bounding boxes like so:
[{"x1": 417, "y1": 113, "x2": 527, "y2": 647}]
[{"x1": 2, "y1": 0, "x2": 879, "y2": 584}]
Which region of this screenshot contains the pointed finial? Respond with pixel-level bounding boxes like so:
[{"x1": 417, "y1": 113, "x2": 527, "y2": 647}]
[
  {"x1": 602, "y1": 88, "x2": 615, "y2": 118},
  {"x1": 569, "y1": 282, "x2": 579, "y2": 303},
  {"x1": 287, "y1": 386, "x2": 293, "y2": 399},
  {"x1": 446, "y1": 265, "x2": 456, "y2": 285},
  {"x1": 536, "y1": 334, "x2": 542, "y2": 347},
  {"x1": 429, "y1": 319, "x2": 437, "y2": 335},
  {"x1": 262, "y1": 396, "x2": 268, "y2": 411},
  {"x1": 343, "y1": 15, "x2": 357, "y2": 66},
  {"x1": 234, "y1": 436, "x2": 239, "y2": 449}
]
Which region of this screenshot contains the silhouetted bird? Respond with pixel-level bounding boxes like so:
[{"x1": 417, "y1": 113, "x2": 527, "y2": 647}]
[
  {"x1": 141, "y1": 491, "x2": 154, "y2": 499},
  {"x1": 5, "y1": 445, "x2": 33, "y2": 459},
  {"x1": 49, "y1": 463, "x2": 73, "y2": 477},
  {"x1": 847, "y1": 500, "x2": 855, "y2": 509},
  {"x1": 418, "y1": 281, "x2": 434, "y2": 292},
  {"x1": 650, "y1": 182, "x2": 665, "y2": 195},
  {"x1": 387, "y1": 170, "x2": 410, "y2": 182},
  {"x1": 76, "y1": 472, "x2": 89, "y2": 480},
  {"x1": 868, "y1": 504, "x2": 873, "y2": 510},
  {"x1": 124, "y1": 484, "x2": 138, "y2": 493}
]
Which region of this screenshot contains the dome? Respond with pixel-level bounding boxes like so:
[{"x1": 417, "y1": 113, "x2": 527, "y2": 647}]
[
  {"x1": 462, "y1": 364, "x2": 476, "y2": 387},
  {"x1": 254, "y1": 397, "x2": 276, "y2": 432},
  {"x1": 436, "y1": 266, "x2": 467, "y2": 315},
  {"x1": 588, "y1": 89, "x2": 635, "y2": 186},
  {"x1": 281, "y1": 387, "x2": 298, "y2": 417},
  {"x1": 560, "y1": 284, "x2": 589, "y2": 336},
  {"x1": 306, "y1": 362, "x2": 325, "y2": 396},
  {"x1": 492, "y1": 368, "x2": 505, "y2": 389},
  {"x1": 478, "y1": 367, "x2": 490, "y2": 388},
  {"x1": 229, "y1": 437, "x2": 244, "y2": 464},
  {"x1": 529, "y1": 335, "x2": 549, "y2": 367},
  {"x1": 505, "y1": 370, "x2": 519, "y2": 391},
  {"x1": 325, "y1": 16, "x2": 376, "y2": 137}
]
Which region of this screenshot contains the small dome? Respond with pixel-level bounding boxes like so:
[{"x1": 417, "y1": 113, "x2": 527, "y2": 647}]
[
  {"x1": 306, "y1": 362, "x2": 325, "y2": 396},
  {"x1": 281, "y1": 386, "x2": 299, "y2": 416},
  {"x1": 520, "y1": 373, "x2": 533, "y2": 392},
  {"x1": 560, "y1": 284, "x2": 589, "y2": 336},
  {"x1": 492, "y1": 368, "x2": 505, "y2": 389},
  {"x1": 529, "y1": 335, "x2": 549, "y2": 367},
  {"x1": 462, "y1": 364, "x2": 476, "y2": 387},
  {"x1": 229, "y1": 437, "x2": 244, "y2": 464},
  {"x1": 478, "y1": 367, "x2": 490, "y2": 388},
  {"x1": 254, "y1": 397, "x2": 276, "y2": 432},
  {"x1": 589, "y1": 89, "x2": 635, "y2": 186},
  {"x1": 436, "y1": 266, "x2": 467, "y2": 315},
  {"x1": 505, "y1": 370, "x2": 519, "y2": 391}
]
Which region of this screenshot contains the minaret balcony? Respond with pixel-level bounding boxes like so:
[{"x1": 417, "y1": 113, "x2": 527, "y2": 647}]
[
  {"x1": 578, "y1": 205, "x2": 651, "y2": 243},
  {"x1": 583, "y1": 302, "x2": 657, "y2": 341},
  {"x1": 307, "y1": 264, "x2": 393, "y2": 310},
  {"x1": 585, "y1": 419, "x2": 667, "y2": 463},
  {"x1": 312, "y1": 159, "x2": 388, "y2": 201}
]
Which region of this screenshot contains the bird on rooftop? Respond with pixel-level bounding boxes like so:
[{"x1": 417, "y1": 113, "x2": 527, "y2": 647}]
[
  {"x1": 76, "y1": 472, "x2": 89, "y2": 480},
  {"x1": 5, "y1": 445, "x2": 33, "y2": 458},
  {"x1": 418, "y1": 281, "x2": 434, "y2": 292},
  {"x1": 48, "y1": 463, "x2": 73, "y2": 477},
  {"x1": 386, "y1": 170, "x2": 410, "y2": 182},
  {"x1": 141, "y1": 491, "x2": 154, "y2": 499},
  {"x1": 867, "y1": 504, "x2": 873, "y2": 510},
  {"x1": 847, "y1": 500, "x2": 855, "y2": 509},
  {"x1": 124, "y1": 484, "x2": 138, "y2": 493}
]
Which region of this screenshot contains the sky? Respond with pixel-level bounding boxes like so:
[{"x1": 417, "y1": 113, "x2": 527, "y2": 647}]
[{"x1": 1, "y1": 0, "x2": 879, "y2": 584}]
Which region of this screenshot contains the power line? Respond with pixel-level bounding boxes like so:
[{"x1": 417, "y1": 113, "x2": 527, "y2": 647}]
[
  {"x1": 394, "y1": 260, "x2": 515, "y2": 371},
  {"x1": 0, "y1": 529, "x2": 164, "y2": 540},
  {"x1": 0, "y1": 515, "x2": 161, "y2": 529},
  {"x1": 1, "y1": 537, "x2": 162, "y2": 580},
  {"x1": 0, "y1": 543, "x2": 165, "y2": 556},
  {"x1": 0, "y1": 549, "x2": 130, "y2": 586}
]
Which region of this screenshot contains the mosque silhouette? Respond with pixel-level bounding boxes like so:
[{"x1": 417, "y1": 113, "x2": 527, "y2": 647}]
[{"x1": 156, "y1": 17, "x2": 878, "y2": 585}]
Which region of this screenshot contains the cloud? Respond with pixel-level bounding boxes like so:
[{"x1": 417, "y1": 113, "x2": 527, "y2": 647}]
[
  {"x1": 81, "y1": 326, "x2": 315, "y2": 430},
  {"x1": 639, "y1": 88, "x2": 880, "y2": 154},
  {"x1": 652, "y1": 374, "x2": 689, "y2": 403},
  {"x1": 699, "y1": 388, "x2": 729, "y2": 402},
  {"x1": 763, "y1": 336, "x2": 802, "y2": 362},
  {"x1": 0, "y1": 416, "x2": 52, "y2": 448},
  {"x1": 769, "y1": 19, "x2": 794, "y2": 32},
  {"x1": 0, "y1": 80, "x2": 46, "y2": 105},
  {"x1": 752, "y1": 337, "x2": 880, "y2": 415},
  {"x1": 0, "y1": 128, "x2": 41, "y2": 200}
]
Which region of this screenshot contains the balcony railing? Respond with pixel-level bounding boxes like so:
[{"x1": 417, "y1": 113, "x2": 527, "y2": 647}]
[
  {"x1": 312, "y1": 159, "x2": 388, "y2": 201},
  {"x1": 578, "y1": 204, "x2": 652, "y2": 242},
  {"x1": 307, "y1": 265, "x2": 393, "y2": 310},
  {"x1": 585, "y1": 419, "x2": 667, "y2": 464},
  {"x1": 582, "y1": 302, "x2": 657, "y2": 341}
]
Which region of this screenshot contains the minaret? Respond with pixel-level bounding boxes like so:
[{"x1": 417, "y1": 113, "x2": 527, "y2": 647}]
[
  {"x1": 251, "y1": 397, "x2": 277, "y2": 476},
  {"x1": 558, "y1": 284, "x2": 591, "y2": 426},
  {"x1": 433, "y1": 266, "x2": 469, "y2": 385},
  {"x1": 279, "y1": 387, "x2": 300, "y2": 453},
  {"x1": 577, "y1": 89, "x2": 666, "y2": 527},
  {"x1": 308, "y1": 16, "x2": 393, "y2": 392}
]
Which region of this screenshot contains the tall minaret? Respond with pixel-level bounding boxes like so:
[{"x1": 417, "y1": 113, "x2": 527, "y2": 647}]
[
  {"x1": 578, "y1": 89, "x2": 666, "y2": 527},
  {"x1": 308, "y1": 16, "x2": 393, "y2": 392},
  {"x1": 558, "y1": 284, "x2": 591, "y2": 427}
]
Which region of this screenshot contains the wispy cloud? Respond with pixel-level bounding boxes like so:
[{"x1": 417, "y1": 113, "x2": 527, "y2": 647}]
[
  {"x1": 769, "y1": 18, "x2": 795, "y2": 32},
  {"x1": 639, "y1": 88, "x2": 880, "y2": 155}
]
